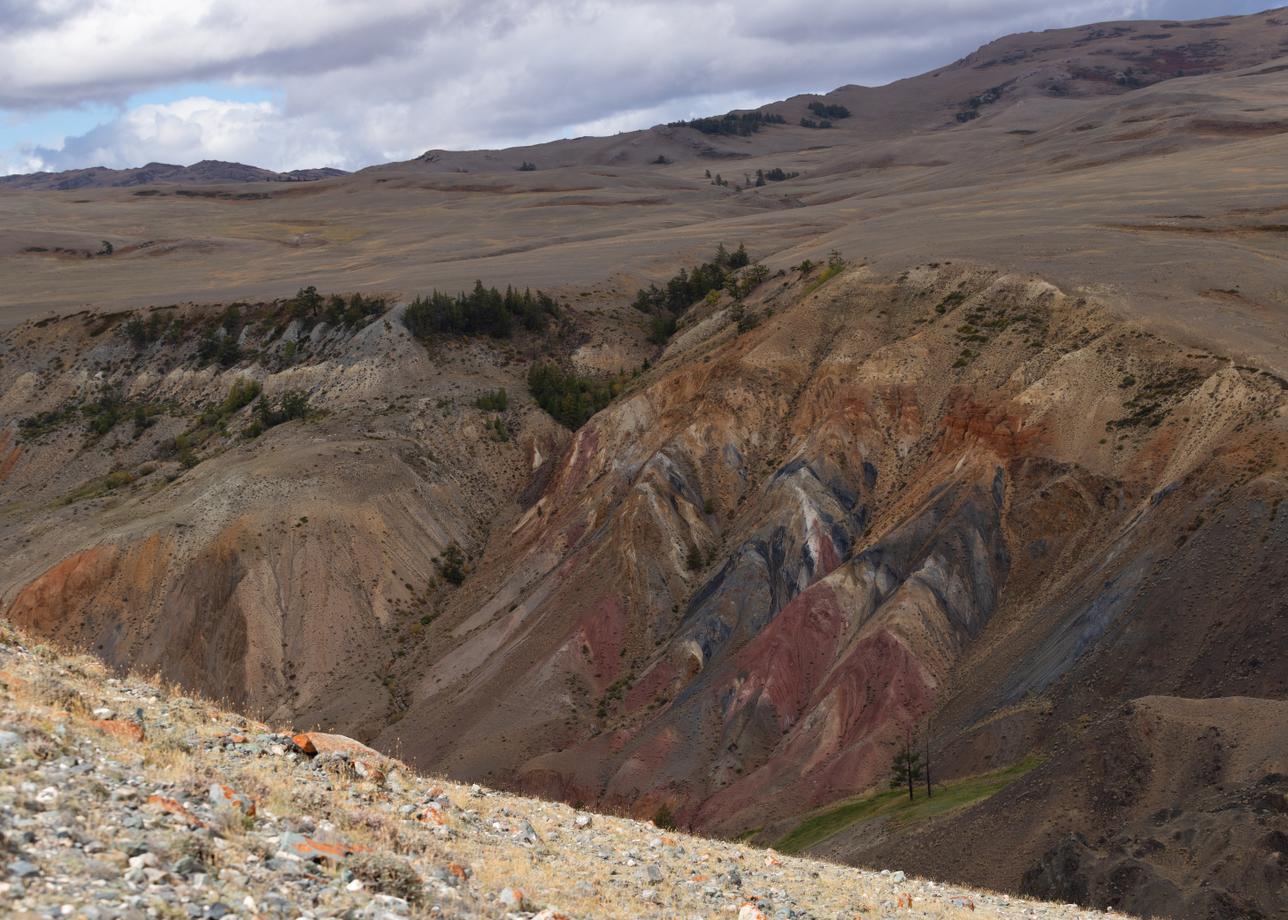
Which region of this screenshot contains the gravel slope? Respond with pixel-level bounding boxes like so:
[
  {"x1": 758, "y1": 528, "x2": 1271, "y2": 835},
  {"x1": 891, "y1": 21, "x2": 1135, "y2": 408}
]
[{"x1": 0, "y1": 621, "x2": 1135, "y2": 920}]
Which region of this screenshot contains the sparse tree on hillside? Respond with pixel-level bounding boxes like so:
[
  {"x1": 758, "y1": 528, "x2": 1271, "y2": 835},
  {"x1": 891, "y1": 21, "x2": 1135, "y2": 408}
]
[
  {"x1": 890, "y1": 729, "x2": 923, "y2": 802},
  {"x1": 291, "y1": 286, "x2": 323, "y2": 319},
  {"x1": 924, "y1": 715, "x2": 935, "y2": 799}
]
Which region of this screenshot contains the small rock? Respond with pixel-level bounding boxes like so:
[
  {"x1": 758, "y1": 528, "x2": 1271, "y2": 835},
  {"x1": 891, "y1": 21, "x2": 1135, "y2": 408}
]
[
  {"x1": 277, "y1": 831, "x2": 358, "y2": 863},
  {"x1": 209, "y1": 782, "x2": 256, "y2": 818},
  {"x1": 172, "y1": 856, "x2": 204, "y2": 877},
  {"x1": 0, "y1": 730, "x2": 24, "y2": 751},
  {"x1": 574, "y1": 813, "x2": 592, "y2": 829},
  {"x1": 498, "y1": 886, "x2": 525, "y2": 910},
  {"x1": 128, "y1": 852, "x2": 158, "y2": 871},
  {"x1": 645, "y1": 864, "x2": 663, "y2": 883},
  {"x1": 891, "y1": 870, "x2": 906, "y2": 883},
  {"x1": 8, "y1": 860, "x2": 39, "y2": 878}
]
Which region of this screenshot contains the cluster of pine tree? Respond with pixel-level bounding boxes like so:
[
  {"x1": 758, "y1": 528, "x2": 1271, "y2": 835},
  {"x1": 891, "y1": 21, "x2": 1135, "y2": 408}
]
[
  {"x1": 671, "y1": 111, "x2": 785, "y2": 136},
  {"x1": 527, "y1": 362, "x2": 619, "y2": 430},
  {"x1": 287, "y1": 287, "x2": 388, "y2": 327},
  {"x1": 403, "y1": 282, "x2": 559, "y2": 339},
  {"x1": 807, "y1": 101, "x2": 851, "y2": 119},
  {"x1": 631, "y1": 243, "x2": 751, "y2": 315}
]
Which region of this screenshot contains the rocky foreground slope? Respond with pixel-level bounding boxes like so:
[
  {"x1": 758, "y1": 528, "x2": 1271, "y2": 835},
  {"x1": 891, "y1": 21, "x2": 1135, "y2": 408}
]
[{"x1": 0, "y1": 620, "x2": 1127, "y2": 920}]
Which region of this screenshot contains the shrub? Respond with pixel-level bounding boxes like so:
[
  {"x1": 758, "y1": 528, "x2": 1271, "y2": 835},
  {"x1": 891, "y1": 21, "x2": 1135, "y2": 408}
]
[
  {"x1": 475, "y1": 388, "x2": 508, "y2": 412},
  {"x1": 196, "y1": 330, "x2": 241, "y2": 367},
  {"x1": 83, "y1": 386, "x2": 127, "y2": 438},
  {"x1": 198, "y1": 378, "x2": 261, "y2": 431},
  {"x1": 18, "y1": 404, "x2": 80, "y2": 441},
  {"x1": 223, "y1": 378, "x2": 262, "y2": 414},
  {"x1": 648, "y1": 313, "x2": 677, "y2": 345},
  {"x1": 436, "y1": 544, "x2": 467, "y2": 586},
  {"x1": 131, "y1": 406, "x2": 155, "y2": 438},
  {"x1": 652, "y1": 803, "x2": 678, "y2": 830},
  {"x1": 123, "y1": 313, "x2": 168, "y2": 348},
  {"x1": 346, "y1": 854, "x2": 424, "y2": 905},
  {"x1": 244, "y1": 389, "x2": 309, "y2": 437}
]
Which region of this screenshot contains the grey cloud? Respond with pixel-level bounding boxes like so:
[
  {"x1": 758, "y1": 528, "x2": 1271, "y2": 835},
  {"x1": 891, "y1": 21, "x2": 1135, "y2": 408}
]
[{"x1": 1, "y1": 0, "x2": 1277, "y2": 173}]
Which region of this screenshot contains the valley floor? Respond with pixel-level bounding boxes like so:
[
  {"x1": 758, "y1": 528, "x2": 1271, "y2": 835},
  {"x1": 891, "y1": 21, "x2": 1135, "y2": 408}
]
[{"x1": 0, "y1": 620, "x2": 1131, "y2": 920}]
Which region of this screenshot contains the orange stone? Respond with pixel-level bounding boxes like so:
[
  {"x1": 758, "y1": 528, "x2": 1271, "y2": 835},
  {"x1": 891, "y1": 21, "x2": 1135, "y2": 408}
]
[
  {"x1": 146, "y1": 794, "x2": 206, "y2": 827},
  {"x1": 211, "y1": 782, "x2": 257, "y2": 817},
  {"x1": 291, "y1": 731, "x2": 385, "y2": 762},
  {"x1": 282, "y1": 833, "x2": 366, "y2": 862},
  {"x1": 417, "y1": 807, "x2": 448, "y2": 825}
]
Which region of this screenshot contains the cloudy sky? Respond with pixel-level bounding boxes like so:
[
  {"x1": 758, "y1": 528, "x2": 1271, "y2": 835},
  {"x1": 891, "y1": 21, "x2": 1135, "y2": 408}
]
[{"x1": 0, "y1": 0, "x2": 1275, "y2": 175}]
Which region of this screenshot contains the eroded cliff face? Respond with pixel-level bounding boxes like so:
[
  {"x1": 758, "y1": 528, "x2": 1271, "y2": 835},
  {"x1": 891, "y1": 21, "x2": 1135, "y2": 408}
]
[
  {"x1": 355, "y1": 264, "x2": 1286, "y2": 845},
  {"x1": 2, "y1": 264, "x2": 1285, "y2": 916},
  {"x1": 0, "y1": 302, "x2": 571, "y2": 729}
]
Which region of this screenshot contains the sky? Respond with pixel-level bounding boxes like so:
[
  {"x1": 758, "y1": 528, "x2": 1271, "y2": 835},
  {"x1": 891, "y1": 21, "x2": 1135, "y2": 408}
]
[{"x1": 0, "y1": 0, "x2": 1277, "y2": 176}]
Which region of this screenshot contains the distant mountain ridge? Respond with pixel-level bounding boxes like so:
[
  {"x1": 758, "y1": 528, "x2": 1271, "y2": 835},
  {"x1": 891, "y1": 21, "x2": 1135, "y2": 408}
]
[{"x1": 0, "y1": 159, "x2": 348, "y2": 190}]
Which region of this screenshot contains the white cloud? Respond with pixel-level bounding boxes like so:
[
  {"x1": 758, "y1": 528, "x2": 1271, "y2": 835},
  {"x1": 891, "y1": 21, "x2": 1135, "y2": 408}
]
[
  {"x1": 20, "y1": 97, "x2": 351, "y2": 172},
  {"x1": 0, "y1": 0, "x2": 1266, "y2": 173}
]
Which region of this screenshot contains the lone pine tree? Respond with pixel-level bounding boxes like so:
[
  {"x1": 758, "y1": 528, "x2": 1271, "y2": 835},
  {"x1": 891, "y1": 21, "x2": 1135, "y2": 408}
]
[{"x1": 890, "y1": 730, "x2": 923, "y2": 801}]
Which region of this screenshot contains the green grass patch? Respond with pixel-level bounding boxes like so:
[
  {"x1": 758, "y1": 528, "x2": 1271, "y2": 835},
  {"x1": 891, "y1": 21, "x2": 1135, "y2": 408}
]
[
  {"x1": 60, "y1": 469, "x2": 137, "y2": 505},
  {"x1": 775, "y1": 756, "x2": 1040, "y2": 855},
  {"x1": 804, "y1": 261, "x2": 844, "y2": 295}
]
